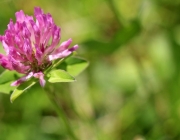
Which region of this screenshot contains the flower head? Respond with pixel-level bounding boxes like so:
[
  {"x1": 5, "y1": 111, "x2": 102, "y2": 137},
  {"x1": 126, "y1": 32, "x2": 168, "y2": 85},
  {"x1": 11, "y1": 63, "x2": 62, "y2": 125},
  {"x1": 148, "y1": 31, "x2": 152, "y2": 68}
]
[{"x1": 0, "y1": 7, "x2": 78, "y2": 87}]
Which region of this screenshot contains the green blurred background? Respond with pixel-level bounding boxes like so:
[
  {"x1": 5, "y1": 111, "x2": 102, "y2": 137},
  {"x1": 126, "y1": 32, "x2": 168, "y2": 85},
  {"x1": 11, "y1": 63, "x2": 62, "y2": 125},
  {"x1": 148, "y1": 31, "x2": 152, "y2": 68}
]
[{"x1": 0, "y1": 0, "x2": 180, "y2": 139}]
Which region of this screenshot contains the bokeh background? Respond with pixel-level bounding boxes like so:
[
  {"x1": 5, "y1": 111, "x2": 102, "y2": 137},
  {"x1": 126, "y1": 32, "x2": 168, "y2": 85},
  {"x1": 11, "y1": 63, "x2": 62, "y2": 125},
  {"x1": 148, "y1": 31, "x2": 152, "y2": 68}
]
[{"x1": 0, "y1": 0, "x2": 180, "y2": 139}]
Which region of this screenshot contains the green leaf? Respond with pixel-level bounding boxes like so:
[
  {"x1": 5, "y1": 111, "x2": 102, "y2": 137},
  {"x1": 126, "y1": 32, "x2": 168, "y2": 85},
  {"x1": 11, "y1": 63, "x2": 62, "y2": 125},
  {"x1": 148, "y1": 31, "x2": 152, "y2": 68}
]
[
  {"x1": 65, "y1": 57, "x2": 89, "y2": 77},
  {"x1": 0, "y1": 81, "x2": 16, "y2": 94},
  {"x1": 47, "y1": 69, "x2": 75, "y2": 83},
  {"x1": 10, "y1": 80, "x2": 37, "y2": 103},
  {"x1": 0, "y1": 70, "x2": 23, "y2": 85}
]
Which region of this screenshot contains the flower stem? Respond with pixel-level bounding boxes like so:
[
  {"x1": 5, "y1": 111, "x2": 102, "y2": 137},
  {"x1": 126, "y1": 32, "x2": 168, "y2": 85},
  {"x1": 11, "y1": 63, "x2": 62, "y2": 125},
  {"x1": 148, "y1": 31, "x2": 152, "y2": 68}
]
[{"x1": 44, "y1": 86, "x2": 78, "y2": 140}]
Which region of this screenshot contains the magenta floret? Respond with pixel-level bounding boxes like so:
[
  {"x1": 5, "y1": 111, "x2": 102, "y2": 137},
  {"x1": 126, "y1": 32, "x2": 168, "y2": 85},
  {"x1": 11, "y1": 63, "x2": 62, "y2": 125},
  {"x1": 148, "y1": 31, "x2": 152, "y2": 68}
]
[{"x1": 0, "y1": 7, "x2": 78, "y2": 87}]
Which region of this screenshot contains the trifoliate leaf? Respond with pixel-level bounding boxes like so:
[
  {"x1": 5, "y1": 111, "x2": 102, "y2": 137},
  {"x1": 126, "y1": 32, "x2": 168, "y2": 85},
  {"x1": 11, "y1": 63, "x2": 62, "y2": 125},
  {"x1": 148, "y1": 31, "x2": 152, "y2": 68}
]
[
  {"x1": 57, "y1": 57, "x2": 89, "y2": 77},
  {"x1": 65, "y1": 57, "x2": 89, "y2": 76},
  {"x1": 47, "y1": 69, "x2": 75, "y2": 83},
  {"x1": 0, "y1": 81, "x2": 16, "y2": 94},
  {"x1": 0, "y1": 70, "x2": 23, "y2": 85},
  {"x1": 10, "y1": 80, "x2": 37, "y2": 103}
]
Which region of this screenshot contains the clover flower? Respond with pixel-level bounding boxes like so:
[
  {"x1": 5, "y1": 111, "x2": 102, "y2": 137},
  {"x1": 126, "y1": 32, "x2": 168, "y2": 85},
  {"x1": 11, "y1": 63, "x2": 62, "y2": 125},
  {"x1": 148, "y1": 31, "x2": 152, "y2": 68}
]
[{"x1": 0, "y1": 7, "x2": 78, "y2": 87}]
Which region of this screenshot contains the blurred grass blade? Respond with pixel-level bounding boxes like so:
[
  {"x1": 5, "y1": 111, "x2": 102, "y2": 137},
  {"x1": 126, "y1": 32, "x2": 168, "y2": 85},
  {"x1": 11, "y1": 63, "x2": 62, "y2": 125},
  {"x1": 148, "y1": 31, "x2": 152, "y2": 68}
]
[
  {"x1": 10, "y1": 80, "x2": 36, "y2": 103},
  {"x1": 47, "y1": 69, "x2": 75, "y2": 83},
  {"x1": 83, "y1": 19, "x2": 141, "y2": 55}
]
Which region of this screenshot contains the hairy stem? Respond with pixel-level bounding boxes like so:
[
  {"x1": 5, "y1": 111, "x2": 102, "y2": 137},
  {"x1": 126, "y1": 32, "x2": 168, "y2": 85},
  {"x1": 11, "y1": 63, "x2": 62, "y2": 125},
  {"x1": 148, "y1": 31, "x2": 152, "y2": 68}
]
[{"x1": 44, "y1": 86, "x2": 78, "y2": 140}]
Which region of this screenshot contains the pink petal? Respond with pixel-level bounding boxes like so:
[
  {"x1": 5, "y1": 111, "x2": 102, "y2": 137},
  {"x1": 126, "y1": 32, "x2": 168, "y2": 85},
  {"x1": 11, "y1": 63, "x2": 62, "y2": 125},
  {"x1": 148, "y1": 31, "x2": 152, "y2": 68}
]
[
  {"x1": 23, "y1": 39, "x2": 33, "y2": 61},
  {"x1": 22, "y1": 22, "x2": 31, "y2": 38},
  {"x1": 15, "y1": 10, "x2": 33, "y2": 23},
  {"x1": 35, "y1": 14, "x2": 44, "y2": 29},
  {"x1": 29, "y1": 20, "x2": 41, "y2": 46},
  {"x1": 53, "y1": 38, "x2": 72, "y2": 54},
  {"x1": 34, "y1": 7, "x2": 44, "y2": 16},
  {"x1": 9, "y1": 48, "x2": 24, "y2": 62},
  {"x1": 7, "y1": 19, "x2": 15, "y2": 31},
  {"x1": 15, "y1": 10, "x2": 26, "y2": 22},
  {"x1": 9, "y1": 56, "x2": 30, "y2": 74},
  {"x1": 0, "y1": 54, "x2": 13, "y2": 70},
  {"x1": 48, "y1": 45, "x2": 78, "y2": 61},
  {"x1": 11, "y1": 72, "x2": 33, "y2": 86},
  {"x1": 2, "y1": 40, "x2": 10, "y2": 55},
  {"x1": 51, "y1": 25, "x2": 60, "y2": 45},
  {"x1": 34, "y1": 44, "x2": 43, "y2": 65},
  {"x1": 44, "y1": 26, "x2": 61, "y2": 54},
  {"x1": 40, "y1": 17, "x2": 56, "y2": 48},
  {"x1": 33, "y1": 72, "x2": 46, "y2": 87}
]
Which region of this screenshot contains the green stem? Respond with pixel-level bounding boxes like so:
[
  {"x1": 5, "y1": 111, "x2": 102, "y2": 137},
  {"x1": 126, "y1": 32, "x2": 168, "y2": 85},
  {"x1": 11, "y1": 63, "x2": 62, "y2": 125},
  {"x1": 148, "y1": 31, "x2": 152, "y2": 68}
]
[
  {"x1": 45, "y1": 58, "x2": 64, "y2": 74},
  {"x1": 44, "y1": 86, "x2": 78, "y2": 140},
  {"x1": 51, "y1": 58, "x2": 65, "y2": 69}
]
